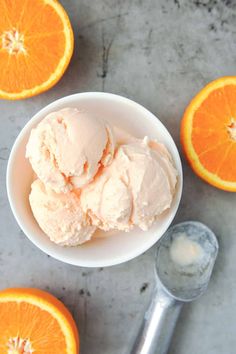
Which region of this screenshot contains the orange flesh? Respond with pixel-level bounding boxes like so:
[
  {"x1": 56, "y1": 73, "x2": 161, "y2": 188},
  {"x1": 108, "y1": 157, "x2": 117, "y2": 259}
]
[
  {"x1": 192, "y1": 86, "x2": 236, "y2": 180},
  {"x1": 0, "y1": 302, "x2": 66, "y2": 352},
  {"x1": 181, "y1": 77, "x2": 236, "y2": 191},
  {"x1": 0, "y1": 288, "x2": 79, "y2": 353},
  {"x1": 0, "y1": 0, "x2": 73, "y2": 99}
]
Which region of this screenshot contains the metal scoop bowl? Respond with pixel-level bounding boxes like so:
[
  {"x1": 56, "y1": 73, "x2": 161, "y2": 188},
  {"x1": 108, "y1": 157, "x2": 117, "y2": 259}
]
[{"x1": 130, "y1": 221, "x2": 219, "y2": 354}]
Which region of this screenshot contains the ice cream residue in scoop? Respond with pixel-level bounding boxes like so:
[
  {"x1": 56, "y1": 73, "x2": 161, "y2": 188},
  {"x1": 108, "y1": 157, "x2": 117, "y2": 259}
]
[{"x1": 170, "y1": 233, "x2": 204, "y2": 267}]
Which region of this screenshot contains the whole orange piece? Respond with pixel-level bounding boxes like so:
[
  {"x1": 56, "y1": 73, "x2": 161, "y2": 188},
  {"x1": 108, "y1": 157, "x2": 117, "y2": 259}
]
[
  {"x1": 0, "y1": 288, "x2": 79, "y2": 353},
  {"x1": 0, "y1": 0, "x2": 74, "y2": 99},
  {"x1": 181, "y1": 76, "x2": 236, "y2": 192}
]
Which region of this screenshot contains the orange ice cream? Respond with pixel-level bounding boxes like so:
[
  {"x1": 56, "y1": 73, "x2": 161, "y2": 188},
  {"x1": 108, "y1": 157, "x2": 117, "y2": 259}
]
[
  {"x1": 26, "y1": 108, "x2": 115, "y2": 193},
  {"x1": 29, "y1": 179, "x2": 96, "y2": 246},
  {"x1": 26, "y1": 108, "x2": 178, "y2": 247},
  {"x1": 81, "y1": 138, "x2": 177, "y2": 232}
]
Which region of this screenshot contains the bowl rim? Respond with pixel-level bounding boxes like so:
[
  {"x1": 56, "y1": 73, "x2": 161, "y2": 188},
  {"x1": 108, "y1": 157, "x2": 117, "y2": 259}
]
[{"x1": 7, "y1": 92, "x2": 183, "y2": 267}]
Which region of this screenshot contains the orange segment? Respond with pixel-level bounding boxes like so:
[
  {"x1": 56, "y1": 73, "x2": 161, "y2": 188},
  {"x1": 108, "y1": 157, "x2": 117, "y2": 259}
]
[
  {"x1": 0, "y1": 288, "x2": 79, "y2": 353},
  {"x1": 0, "y1": 0, "x2": 74, "y2": 99},
  {"x1": 191, "y1": 110, "x2": 228, "y2": 155},
  {"x1": 218, "y1": 144, "x2": 236, "y2": 181},
  {"x1": 224, "y1": 85, "x2": 236, "y2": 116},
  {"x1": 181, "y1": 76, "x2": 236, "y2": 191}
]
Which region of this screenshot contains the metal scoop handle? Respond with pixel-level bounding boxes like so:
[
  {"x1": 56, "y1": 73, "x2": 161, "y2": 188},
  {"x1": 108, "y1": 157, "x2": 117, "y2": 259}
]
[{"x1": 130, "y1": 288, "x2": 182, "y2": 354}]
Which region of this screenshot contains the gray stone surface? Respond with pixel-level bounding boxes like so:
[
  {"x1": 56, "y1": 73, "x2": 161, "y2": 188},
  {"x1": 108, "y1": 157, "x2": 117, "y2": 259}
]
[{"x1": 1, "y1": 0, "x2": 236, "y2": 353}]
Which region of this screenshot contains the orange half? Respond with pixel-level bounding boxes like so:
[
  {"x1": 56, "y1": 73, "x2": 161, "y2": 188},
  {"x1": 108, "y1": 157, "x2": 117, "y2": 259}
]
[
  {"x1": 0, "y1": 288, "x2": 79, "y2": 353},
  {"x1": 0, "y1": 0, "x2": 74, "y2": 99},
  {"x1": 181, "y1": 76, "x2": 236, "y2": 191}
]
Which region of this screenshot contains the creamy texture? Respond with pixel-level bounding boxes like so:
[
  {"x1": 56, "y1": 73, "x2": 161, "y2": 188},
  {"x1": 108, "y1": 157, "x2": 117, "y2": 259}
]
[
  {"x1": 170, "y1": 233, "x2": 204, "y2": 267},
  {"x1": 29, "y1": 179, "x2": 96, "y2": 246},
  {"x1": 113, "y1": 126, "x2": 138, "y2": 145},
  {"x1": 81, "y1": 138, "x2": 177, "y2": 231},
  {"x1": 26, "y1": 108, "x2": 115, "y2": 193},
  {"x1": 26, "y1": 109, "x2": 178, "y2": 246}
]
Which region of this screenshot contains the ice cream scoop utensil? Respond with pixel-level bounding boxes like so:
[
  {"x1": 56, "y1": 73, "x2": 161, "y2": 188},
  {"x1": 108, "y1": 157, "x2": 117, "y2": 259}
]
[{"x1": 130, "y1": 221, "x2": 218, "y2": 354}]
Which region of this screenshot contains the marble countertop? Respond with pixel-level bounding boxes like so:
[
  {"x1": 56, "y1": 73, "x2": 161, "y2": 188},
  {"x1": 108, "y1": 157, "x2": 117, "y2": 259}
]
[{"x1": 1, "y1": 0, "x2": 236, "y2": 353}]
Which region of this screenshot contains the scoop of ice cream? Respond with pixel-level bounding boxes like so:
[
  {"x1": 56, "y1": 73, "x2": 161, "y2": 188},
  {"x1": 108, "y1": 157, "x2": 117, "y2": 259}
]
[
  {"x1": 81, "y1": 138, "x2": 177, "y2": 231},
  {"x1": 26, "y1": 108, "x2": 115, "y2": 193},
  {"x1": 82, "y1": 172, "x2": 133, "y2": 231},
  {"x1": 29, "y1": 179, "x2": 96, "y2": 246}
]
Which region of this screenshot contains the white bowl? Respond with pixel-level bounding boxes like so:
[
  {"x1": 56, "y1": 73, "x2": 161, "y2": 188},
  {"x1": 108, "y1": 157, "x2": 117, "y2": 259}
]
[{"x1": 7, "y1": 92, "x2": 183, "y2": 267}]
